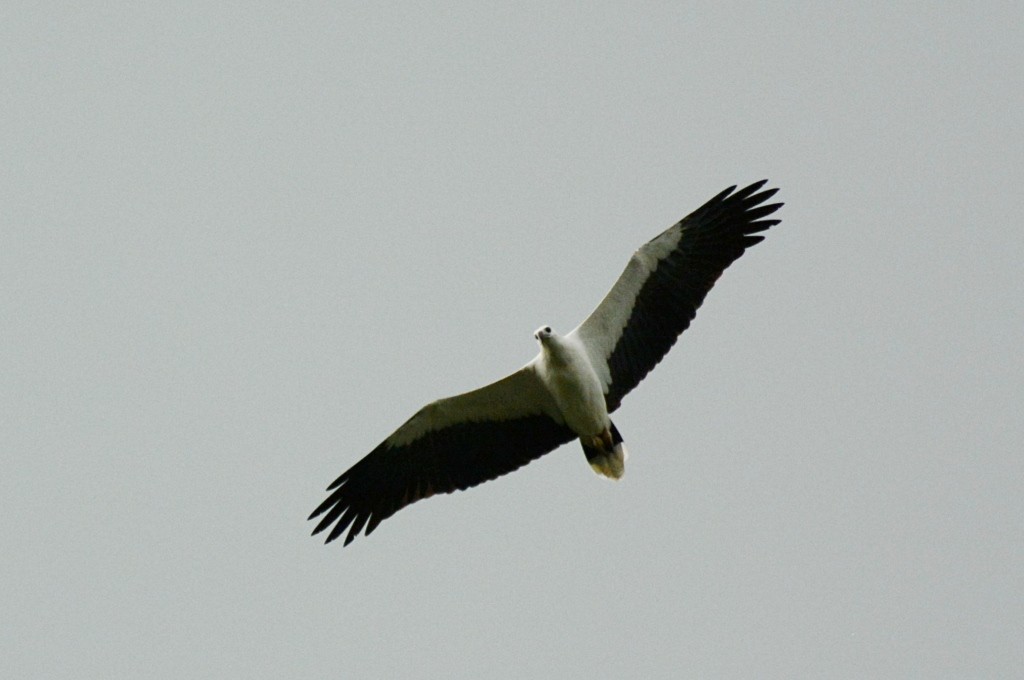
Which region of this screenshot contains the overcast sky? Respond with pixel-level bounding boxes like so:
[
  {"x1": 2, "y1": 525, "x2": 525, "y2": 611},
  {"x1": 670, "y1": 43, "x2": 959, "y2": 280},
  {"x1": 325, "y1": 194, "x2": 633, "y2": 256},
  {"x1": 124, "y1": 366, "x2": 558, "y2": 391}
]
[{"x1": 3, "y1": 3, "x2": 1022, "y2": 678}]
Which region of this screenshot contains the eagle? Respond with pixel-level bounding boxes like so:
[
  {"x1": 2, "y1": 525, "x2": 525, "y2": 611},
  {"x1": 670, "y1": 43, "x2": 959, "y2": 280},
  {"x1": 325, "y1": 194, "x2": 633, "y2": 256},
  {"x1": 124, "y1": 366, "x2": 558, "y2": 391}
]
[{"x1": 310, "y1": 180, "x2": 782, "y2": 545}]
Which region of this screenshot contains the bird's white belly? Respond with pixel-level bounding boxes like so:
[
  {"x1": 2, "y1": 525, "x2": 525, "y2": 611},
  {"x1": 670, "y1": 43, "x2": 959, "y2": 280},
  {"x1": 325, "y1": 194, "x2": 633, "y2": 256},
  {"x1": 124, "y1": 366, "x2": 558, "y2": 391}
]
[{"x1": 541, "y1": 343, "x2": 609, "y2": 436}]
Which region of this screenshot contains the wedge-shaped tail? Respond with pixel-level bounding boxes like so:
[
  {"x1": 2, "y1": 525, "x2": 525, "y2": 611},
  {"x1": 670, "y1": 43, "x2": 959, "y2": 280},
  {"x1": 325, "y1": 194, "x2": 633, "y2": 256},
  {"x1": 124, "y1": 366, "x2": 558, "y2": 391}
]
[{"x1": 581, "y1": 422, "x2": 628, "y2": 479}]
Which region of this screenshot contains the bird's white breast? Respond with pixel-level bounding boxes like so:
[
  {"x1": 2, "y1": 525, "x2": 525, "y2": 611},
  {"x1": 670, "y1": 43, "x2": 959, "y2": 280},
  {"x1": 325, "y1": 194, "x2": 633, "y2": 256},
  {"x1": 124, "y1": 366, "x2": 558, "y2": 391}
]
[{"x1": 537, "y1": 334, "x2": 609, "y2": 437}]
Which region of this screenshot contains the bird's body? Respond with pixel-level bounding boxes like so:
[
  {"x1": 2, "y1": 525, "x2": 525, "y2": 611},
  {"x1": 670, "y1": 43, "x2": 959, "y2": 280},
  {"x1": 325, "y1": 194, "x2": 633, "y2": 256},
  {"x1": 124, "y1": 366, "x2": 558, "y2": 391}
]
[
  {"x1": 534, "y1": 327, "x2": 627, "y2": 479},
  {"x1": 535, "y1": 329, "x2": 608, "y2": 441},
  {"x1": 310, "y1": 180, "x2": 783, "y2": 546}
]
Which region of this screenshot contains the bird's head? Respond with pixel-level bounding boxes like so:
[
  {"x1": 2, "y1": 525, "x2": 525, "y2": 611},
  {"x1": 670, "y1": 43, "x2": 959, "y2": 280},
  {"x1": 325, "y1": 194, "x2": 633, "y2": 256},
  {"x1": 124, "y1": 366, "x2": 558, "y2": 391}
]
[{"x1": 533, "y1": 325, "x2": 554, "y2": 344}]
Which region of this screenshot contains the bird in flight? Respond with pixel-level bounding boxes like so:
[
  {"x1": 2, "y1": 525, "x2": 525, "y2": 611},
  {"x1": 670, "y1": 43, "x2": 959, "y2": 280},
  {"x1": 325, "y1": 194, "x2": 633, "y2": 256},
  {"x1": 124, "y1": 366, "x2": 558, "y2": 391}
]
[{"x1": 310, "y1": 180, "x2": 782, "y2": 546}]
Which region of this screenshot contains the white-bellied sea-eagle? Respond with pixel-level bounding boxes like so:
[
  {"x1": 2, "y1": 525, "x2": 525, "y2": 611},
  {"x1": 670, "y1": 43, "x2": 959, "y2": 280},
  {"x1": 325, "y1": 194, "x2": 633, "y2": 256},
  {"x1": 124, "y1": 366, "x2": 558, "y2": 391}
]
[{"x1": 310, "y1": 180, "x2": 782, "y2": 546}]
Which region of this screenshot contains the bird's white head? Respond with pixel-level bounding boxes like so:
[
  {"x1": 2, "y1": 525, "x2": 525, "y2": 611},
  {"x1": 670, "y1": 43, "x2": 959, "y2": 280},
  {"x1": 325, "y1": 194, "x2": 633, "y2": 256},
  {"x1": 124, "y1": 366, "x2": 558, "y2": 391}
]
[{"x1": 533, "y1": 325, "x2": 555, "y2": 344}]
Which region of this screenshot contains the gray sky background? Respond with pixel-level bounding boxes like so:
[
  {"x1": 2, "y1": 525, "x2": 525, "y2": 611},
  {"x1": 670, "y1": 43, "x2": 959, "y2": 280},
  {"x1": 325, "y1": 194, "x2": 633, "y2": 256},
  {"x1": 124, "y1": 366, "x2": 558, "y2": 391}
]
[{"x1": 3, "y1": 3, "x2": 1022, "y2": 678}]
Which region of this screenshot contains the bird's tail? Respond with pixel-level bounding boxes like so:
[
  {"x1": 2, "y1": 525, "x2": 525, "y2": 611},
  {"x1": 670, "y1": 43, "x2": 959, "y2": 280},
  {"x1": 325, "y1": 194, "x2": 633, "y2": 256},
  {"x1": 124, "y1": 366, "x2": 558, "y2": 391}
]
[{"x1": 581, "y1": 422, "x2": 628, "y2": 480}]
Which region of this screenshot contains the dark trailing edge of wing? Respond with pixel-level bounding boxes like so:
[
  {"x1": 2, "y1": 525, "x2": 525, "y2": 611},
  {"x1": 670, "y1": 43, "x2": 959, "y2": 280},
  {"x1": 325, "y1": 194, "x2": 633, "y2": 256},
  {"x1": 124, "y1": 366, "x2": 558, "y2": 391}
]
[
  {"x1": 309, "y1": 414, "x2": 576, "y2": 546},
  {"x1": 604, "y1": 180, "x2": 782, "y2": 411}
]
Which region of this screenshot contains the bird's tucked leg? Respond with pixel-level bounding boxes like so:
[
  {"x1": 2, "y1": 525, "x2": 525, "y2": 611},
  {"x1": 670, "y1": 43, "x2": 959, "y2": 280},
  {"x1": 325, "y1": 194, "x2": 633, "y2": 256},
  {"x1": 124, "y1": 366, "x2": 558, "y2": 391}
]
[{"x1": 581, "y1": 422, "x2": 628, "y2": 480}]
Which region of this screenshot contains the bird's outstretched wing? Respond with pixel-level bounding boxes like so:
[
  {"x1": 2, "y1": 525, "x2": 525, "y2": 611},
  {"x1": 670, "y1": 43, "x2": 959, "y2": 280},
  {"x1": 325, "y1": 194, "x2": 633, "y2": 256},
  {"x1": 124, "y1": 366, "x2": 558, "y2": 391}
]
[
  {"x1": 309, "y1": 364, "x2": 576, "y2": 545},
  {"x1": 569, "y1": 180, "x2": 782, "y2": 411}
]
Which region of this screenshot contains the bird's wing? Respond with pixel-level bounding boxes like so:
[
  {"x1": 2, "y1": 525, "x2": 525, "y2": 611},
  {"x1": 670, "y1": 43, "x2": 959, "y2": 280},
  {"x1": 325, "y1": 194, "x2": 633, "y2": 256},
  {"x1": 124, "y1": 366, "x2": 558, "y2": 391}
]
[
  {"x1": 309, "y1": 363, "x2": 576, "y2": 545},
  {"x1": 569, "y1": 180, "x2": 782, "y2": 411}
]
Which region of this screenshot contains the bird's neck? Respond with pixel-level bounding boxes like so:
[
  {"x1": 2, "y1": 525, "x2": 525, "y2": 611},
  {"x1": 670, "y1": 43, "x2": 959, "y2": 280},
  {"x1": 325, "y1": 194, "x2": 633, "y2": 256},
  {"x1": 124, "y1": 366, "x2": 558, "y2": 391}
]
[{"x1": 541, "y1": 335, "x2": 571, "y2": 367}]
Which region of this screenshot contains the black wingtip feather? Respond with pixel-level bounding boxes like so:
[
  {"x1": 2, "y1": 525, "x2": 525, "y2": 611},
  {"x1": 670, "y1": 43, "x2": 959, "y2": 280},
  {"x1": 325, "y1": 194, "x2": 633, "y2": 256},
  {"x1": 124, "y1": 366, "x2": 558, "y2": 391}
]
[
  {"x1": 602, "y1": 180, "x2": 782, "y2": 410},
  {"x1": 310, "y1": 415, "x2": 576, "y2": 547}
]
